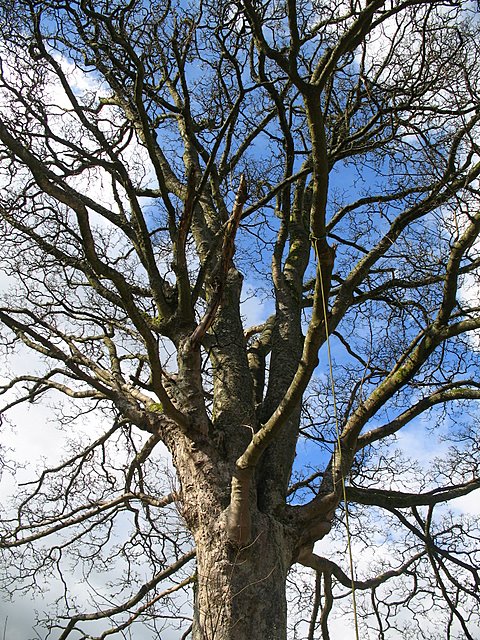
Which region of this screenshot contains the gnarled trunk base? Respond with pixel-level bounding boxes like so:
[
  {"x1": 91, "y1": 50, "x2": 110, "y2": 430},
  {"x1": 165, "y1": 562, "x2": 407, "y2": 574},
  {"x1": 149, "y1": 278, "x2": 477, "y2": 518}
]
[{"x1": 192, "y1": 514, "x2": 292, "y2": 640}]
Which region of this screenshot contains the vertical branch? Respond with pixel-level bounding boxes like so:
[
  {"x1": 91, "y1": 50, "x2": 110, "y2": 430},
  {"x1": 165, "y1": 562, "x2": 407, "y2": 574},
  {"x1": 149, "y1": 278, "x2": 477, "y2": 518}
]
[
  {"x1": 190, "y1": 175, "x2": 247, "y2": 347},
  {"x1": 173, "y1": 167, "x2": 196, "y2": 324},
  {"x1": 307, "y1": 570, "x2": 322, "y2": 640},
  {"x1": 371, "y1": 588, "x2": 386, "y2": 640},
  {"x1": 320, "y1": 570, "x2": 333, "y2": 640},
  {"x1": 225, "y1": 466, "x2": 253, "y2": 546}
]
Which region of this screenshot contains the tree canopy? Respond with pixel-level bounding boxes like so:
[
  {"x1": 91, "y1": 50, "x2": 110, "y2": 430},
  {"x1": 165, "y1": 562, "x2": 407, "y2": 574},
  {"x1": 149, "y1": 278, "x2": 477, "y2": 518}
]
[{"x1": 0, "y1": 1, "x2": 479, "y2": 639}]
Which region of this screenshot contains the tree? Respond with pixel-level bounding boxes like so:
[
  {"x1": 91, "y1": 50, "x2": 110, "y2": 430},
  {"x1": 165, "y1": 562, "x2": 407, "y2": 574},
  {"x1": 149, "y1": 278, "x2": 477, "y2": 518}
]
[{"x1": 0, "y1": 0, "x2": 479, "y2": 638}]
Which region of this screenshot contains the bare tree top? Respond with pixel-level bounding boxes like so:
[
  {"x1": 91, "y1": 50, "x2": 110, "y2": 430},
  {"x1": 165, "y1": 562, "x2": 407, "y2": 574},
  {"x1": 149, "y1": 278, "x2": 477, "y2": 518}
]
[{"x1": 0, "y1": 1, "x2": 479, "y2": 638}]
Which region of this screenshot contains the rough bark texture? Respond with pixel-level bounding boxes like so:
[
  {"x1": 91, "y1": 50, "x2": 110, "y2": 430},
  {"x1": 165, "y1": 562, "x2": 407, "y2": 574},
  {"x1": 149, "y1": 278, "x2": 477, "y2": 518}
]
[{"x1": 192, "y1": 514, "x2": 292, "y2": 640}]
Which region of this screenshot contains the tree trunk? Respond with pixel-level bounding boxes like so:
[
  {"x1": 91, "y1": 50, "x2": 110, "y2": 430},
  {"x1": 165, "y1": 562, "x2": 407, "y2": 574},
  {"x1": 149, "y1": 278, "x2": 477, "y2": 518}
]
[{"x1": 192, "y1": 513, "x2": 293, "y2": 640}]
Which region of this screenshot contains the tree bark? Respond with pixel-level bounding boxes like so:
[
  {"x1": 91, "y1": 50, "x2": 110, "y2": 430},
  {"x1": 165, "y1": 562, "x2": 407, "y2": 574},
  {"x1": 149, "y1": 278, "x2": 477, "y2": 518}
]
[{"x1": 192, "y1": 513, "x2": 292, "y2": 640}]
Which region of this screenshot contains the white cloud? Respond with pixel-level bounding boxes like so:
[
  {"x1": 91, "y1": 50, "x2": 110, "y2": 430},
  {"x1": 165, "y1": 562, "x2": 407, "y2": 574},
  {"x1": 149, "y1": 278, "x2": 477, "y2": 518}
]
[
  {"x1": 395, "y1": 417, "x2": 449, "y2": 469},
  {"x1": 241, "y1": 283, "x2": 274, "y2": 329},
  {"x1": 451, "y1": 492, "x2": 480, "y2": 516}
]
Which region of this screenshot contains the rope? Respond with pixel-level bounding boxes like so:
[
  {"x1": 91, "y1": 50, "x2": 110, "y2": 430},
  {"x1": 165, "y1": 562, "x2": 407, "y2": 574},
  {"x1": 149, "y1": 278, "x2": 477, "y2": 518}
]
[{"x1": 312, "y1": 235, "x2": 360, "y2": 640}]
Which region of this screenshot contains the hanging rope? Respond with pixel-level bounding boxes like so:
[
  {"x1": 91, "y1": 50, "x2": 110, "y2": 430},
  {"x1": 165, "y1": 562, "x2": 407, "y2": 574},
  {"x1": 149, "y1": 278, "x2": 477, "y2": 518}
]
[{"x1": 312, "y1": 235, "x2": 360, "y2": 640}]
